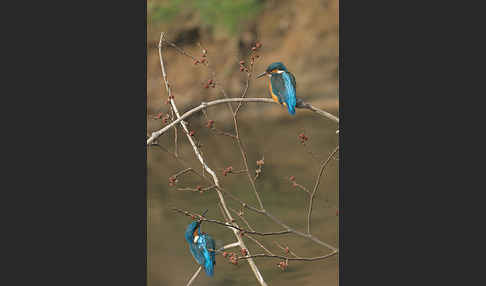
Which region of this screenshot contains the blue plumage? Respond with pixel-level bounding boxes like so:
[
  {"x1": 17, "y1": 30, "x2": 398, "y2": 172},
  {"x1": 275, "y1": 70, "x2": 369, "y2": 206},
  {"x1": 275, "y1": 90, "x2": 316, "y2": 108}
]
[
  {"x1": 185, "y1": 221, "x2": 216, "y2": 277},
  {"x1": 257, "y1": 62, "x2": 297, "y2": 115},
  {"x1": 282, "y1": 72, "x2": 296, "y2": 115},
  {"x1": 198, "y1": 234, "x2": 216, "y2": 276}
]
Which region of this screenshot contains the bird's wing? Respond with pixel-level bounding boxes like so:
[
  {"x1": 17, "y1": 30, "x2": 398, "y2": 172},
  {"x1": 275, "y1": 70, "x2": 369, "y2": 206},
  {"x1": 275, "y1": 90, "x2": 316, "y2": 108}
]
[
  {"x1": 189, "y1": 243, "x2": 205, "y2": 265},
  {"x1": 282, "y1": 72, "x2": 297, "y2": 115},
  {"x1": 205, "y1": 235, "x2": 216, "y2": 265},
  {"x1": 198, "y1": 234, "x2": 215, "y2": 276},
  {"x1": 270, "y1": 73, "x2": 297, "y2": 114},
  {"x1": 289, "y1": 72, "x2": 297, "y2": 90},
  {"x1": 282, "y1": 72, "x2": 296, "y2": 103}
]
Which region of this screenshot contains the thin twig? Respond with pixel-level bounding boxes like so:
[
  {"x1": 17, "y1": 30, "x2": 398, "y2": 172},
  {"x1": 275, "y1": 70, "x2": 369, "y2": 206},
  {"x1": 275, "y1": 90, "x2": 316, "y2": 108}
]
[
  {"x1": 209, "y1": 127, "x2": 237, "y2": 138},
  {"x1": 238, "y1": 251, "x2": 338, "y2": 262},
  {"x1": 202, "y1": 108, "x2": 237, "y2": 138},
  {"x1": 149, "y1": 143, "x2": 210, "y2": 184},
  {"x1": 218, "y1": 188, "x2": 264, "y2": 214},
  {"x1": 228, "y1": 208, "x2": 274, "y2": 255},
  {"x1": 191, "y1": 186, "x2": 339, "y2": 253},
  {"x1": 170, "y1": 168, "x2": 193, "y2": 179},
  {"x1": 307, "y1": 146, "x2": 339, "y2": 234},
  {"x1": 263, "y1": 209, "x2": 338, "y2": 251},
  {"x1": 221, "y1": 51, "x2": 265, "y2": 211},
  {"x1": 176, "y1": 186, "x2": 217, "y2": 192},
  {"x1": 233, "y1": 124, "x2": 264, "y2": 210},
  {"x1": 173, "y1": 208, "x2": 291, "y2": 236},
  {"x1": 234, "y1": 51, "x2": 253, "y2": 114},
  {"x1": 229, "y1": 207, "x2": 255, "y2": 232},
  {"x1": 217, "y1": 202, "x2": 230, "y2": 223},
  {"x1": 274, "y1": 241, "x2": 302, "y2": 259},
  {"x1": 246, "y1": 235, "x2": 275, "y2": 256},
  {"x1": 223, "y1": 169, "x2": 248, "y2": 175},
  {"x1": 170, "y1": 175, "x2": 338, "y2": 252},
  {"x1": 293, "y1": 181, "x2": 311, "y2": 194}
]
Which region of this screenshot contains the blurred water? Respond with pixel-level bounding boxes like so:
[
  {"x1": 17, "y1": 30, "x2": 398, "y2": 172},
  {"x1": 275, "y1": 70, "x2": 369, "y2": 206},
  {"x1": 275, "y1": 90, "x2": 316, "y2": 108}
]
[{"x1": 148, "y1": 109, "x2": 339, "y2": 286}]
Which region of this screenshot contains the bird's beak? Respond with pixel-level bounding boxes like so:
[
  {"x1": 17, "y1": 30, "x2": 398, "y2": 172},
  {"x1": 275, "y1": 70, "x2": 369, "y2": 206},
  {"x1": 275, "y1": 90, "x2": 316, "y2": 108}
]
[
  {"x1": 197, "y1": 209, "x2": 208, "y2": 224},
  {"x1": 256, "y1": 71, "x2": 267, "y2": 79}
]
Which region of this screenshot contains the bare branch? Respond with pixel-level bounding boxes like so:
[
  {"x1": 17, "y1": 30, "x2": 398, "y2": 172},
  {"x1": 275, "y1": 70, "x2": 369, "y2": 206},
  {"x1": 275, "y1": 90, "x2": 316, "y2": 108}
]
[
  {"x1": 185, "y1": 266, "x2": 202, "y2": 286},
  {"x1": 229, "y1": 207, "x2": 255, "y2": 232},
  {"x1": 173, "y1": 208, "x2": 291, "y2": 236},
  {"x1": 223, "y1": 169, "x2": 248, "y2": 175},
  {"x1": 233, "y1": 126, "x2": 264, "y2": 210},
  {"x1": 238, "y1": 250, "x2": 338, "y2": 262},
  {"x1": 296, "y1": 99, "x2": 339, "y2": 122},
  {"x1": 170, "y1": 168, "x2": 193, "y2": 179},
  {"x1": 263, "y1": 209, "x2": 338, "y2": 252},
  {"x1": 149, "y1": 142, "x2": 210, "y2": 184},
  {"x1": 175, "y1": 186, "x2": 217, "y2": 193},
  {"x1": 245, "y1": 235, "x2": 275, "y2": 256},
  {"x1": 219, "y1": 242, "x2": 240, "y2": 251},
  {"x1": 291, "y1": 181, "x2": 311, "y2": 194},
  {"x1": 146, "y1": 98, "x2": 338, "y2": 146},
  {"x1": 217, "y1": 202, "x2": 230, "y2": 223}
]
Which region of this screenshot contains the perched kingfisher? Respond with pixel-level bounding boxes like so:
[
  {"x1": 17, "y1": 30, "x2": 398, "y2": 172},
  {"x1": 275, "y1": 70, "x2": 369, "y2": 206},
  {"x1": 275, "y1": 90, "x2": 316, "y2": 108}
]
[
  {"x1": 184, "y1": 212, "x2": 216, "y2": 277},
  {"x1": 257, "y1": 62, "x2": 297, "y2": 115}
]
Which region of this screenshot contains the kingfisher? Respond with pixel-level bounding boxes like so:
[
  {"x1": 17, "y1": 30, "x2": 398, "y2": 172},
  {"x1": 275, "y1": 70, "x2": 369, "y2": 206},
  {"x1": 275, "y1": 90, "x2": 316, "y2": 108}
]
[
  {"x1": 257, "y1": 62, "x2": 297, "y2": 115},
  {"x1": 184, "y1": 211, "x2": 216, "y2": 277}
]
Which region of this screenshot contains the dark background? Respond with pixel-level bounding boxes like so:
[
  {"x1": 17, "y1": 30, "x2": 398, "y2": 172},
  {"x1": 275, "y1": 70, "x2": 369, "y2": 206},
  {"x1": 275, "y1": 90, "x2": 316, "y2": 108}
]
[{"x1": 5, "y1": 0, "x2": 476, "y2": 285}]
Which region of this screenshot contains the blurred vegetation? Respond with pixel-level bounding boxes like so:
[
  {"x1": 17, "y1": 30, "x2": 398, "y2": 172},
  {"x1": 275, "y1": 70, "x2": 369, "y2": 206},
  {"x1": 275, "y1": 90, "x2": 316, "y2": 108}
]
[{"x1": 148, "y1": 0, "x2": 263, "y2": 35}]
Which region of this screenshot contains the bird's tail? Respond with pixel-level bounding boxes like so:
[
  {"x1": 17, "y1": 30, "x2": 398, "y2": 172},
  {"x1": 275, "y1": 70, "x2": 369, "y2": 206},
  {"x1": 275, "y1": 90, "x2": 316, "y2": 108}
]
[
  {"x1": 287, "y1": 103, "x2": 296, "y2": 115},
  {"x1": 204, "y1": 262, "x2": 214, "y2": 276},
  {"x1": 286, "y1": 91, "x2": 296, "y2": 115}
]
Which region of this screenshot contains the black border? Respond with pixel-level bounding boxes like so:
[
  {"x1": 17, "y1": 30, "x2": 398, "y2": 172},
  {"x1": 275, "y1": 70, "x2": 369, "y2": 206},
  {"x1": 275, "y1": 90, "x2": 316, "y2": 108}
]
[{"x1": 14, "y1": 2, "x2": 148, "y2": 285}]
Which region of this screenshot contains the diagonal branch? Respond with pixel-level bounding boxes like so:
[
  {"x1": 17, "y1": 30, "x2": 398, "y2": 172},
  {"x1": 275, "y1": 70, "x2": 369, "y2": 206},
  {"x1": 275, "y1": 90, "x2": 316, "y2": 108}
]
[
  {"x1": 245, "y1": 235, "x2": 275, "y2": 256},
  {"x1": 307, "y1": 146, "x2": 339, "y2": 234},
  {"x1": 263, "y1": 209, "x2": 338, "y2": 252},
  {"x1": 185, "y1": 266, "x2": 202, "y2": 286}
]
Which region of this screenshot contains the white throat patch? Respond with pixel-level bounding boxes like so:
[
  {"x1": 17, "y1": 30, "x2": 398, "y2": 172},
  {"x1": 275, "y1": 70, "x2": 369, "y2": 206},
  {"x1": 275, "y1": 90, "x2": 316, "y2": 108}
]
[
  {"x1": 193, "y1": 235, "x2": 199, "y2": 244},
  {"x1": 269, "y1": 70, "x2": 284, "y2": 77}
]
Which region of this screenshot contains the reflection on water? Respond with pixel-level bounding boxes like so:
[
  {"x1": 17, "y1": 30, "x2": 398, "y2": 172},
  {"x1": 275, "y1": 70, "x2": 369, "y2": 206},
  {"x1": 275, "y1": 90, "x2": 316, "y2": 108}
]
[{"x1": 148, "y1": 109, "x2": 339, "y2": 286}]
